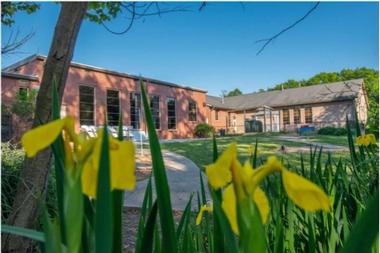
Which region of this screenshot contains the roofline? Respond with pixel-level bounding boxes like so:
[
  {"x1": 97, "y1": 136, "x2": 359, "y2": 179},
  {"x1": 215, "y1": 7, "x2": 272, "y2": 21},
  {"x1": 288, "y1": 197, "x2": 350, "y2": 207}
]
[
  {"x1": 1, "y1": 71, "x2": 39, "y2": 81},
  {"x1": 2, "y1": 54, "x2": 207, "y2": 93}
]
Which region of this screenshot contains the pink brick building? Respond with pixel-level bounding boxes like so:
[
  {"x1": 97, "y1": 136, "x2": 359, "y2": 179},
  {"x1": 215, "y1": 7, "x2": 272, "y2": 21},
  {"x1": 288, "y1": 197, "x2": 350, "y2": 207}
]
[{"x1": 2, "y1": 55, "x2": 208, "y2": 141}]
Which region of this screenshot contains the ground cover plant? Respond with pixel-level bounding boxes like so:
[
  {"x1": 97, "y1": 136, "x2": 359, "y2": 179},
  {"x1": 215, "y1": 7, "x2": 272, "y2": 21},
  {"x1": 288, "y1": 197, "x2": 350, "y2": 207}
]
[{"x1": 1, "y1": 80, "x2": 378, "y2": 253}]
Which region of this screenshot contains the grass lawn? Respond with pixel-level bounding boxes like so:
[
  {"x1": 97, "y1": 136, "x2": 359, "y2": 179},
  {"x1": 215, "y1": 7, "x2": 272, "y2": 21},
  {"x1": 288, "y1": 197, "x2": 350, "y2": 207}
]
[
  {"x1": 302, "y1": 134, "x2": 349, "y2": 147},
  {"x1": 161, "y1": 133, "x2": 350, "y2": 170}
]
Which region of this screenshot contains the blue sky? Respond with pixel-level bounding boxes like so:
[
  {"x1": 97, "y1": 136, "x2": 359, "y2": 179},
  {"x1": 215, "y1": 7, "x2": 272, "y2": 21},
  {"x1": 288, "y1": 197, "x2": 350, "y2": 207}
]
[{"x1": 1, "y1": 2, "x2": 378, "y2": 96}]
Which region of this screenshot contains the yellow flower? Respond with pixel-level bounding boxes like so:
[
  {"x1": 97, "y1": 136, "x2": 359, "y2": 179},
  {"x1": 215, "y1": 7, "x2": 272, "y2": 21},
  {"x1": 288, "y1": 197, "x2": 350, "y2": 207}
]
[
  {"x1": 204, "y1": 146, "x2": 331, "y2": 235},
  {"x1": 21, "y1": 117, "x2": 76, "y2": 157},
  {"x1": 81, "y1": 130, "x2": 136, "y2": 198},
  {"x1": 21, "y1": 117, "x2": 136, "y2": 198},
  {"x1": 205, "y1": 143, "x2": 236, "y2": 189},
  {"x1": 356, "y1": 134, "x2": 377, "y2": 146},
  {"x1": 195, "y1": 204, "x2": 213, "y2": 225}
]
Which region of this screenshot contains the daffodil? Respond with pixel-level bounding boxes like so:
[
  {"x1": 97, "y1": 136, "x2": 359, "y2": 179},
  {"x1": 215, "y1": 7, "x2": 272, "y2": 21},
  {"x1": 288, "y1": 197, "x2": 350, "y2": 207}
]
[
  {"x1": 204, "y1": 143, "x2": 330, "y2": 235},
  {"x1": 21, "y1": 117, "x2": 136, "y2": 198},
  {"x1": 356, "y1": 134, "x2": 377, "y2": 146}
]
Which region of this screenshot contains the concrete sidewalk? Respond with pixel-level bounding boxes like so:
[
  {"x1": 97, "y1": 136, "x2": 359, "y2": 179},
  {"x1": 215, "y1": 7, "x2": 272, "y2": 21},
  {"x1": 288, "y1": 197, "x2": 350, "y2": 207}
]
[
  {"x1": 124, "y1": 151, "x2": 210, "y2": 210},
  {"x1": 273, "y1": 135, "x2": 348, "y2": 152}
]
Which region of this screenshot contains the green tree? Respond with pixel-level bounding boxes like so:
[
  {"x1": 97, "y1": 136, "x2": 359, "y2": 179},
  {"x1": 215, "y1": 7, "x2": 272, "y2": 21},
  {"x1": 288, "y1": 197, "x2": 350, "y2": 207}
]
[{"x1": 226, "y1": 88, "x2": 243, "y2": 97}]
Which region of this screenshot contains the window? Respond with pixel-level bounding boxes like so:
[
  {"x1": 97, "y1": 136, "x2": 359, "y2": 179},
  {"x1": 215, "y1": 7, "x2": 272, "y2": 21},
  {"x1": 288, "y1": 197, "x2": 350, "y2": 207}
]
[
  {"x1": 79, "y1": 86, "x2": 95, "y2": 125},
  {"x1": 130, "y1": 93, "x2": 141, "y2": 129},
  {"x1": 305, "y1": 107, "x2": 313, "y2": 123},
  {"x1": 283, "y1": 109, "x2": 290, "y2": 125},
  {"x1": 150, "y1": 95, "x2": 160, "y2": 129},
  {"x1": 215, "y1": 110, "x2": 219, "y2": 120},
  {"x1": 107, "y1": 90, "x2": 120, "y2": 126},
  {"x1": 294, "y1": 108, "x2": 301, "y2": 124},
  {"x1": 188, "y1": 100, "x2": 197, "y2": 121},
  {"x1": 167, "y1": 97, "x2": 176, "y2": 129}
]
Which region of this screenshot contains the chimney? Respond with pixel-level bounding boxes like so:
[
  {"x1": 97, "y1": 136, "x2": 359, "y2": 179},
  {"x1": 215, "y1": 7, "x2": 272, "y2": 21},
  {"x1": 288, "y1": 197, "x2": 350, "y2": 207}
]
[
  {"x1": 281, "y1": 84, "x2": 284, "y2": 91},
  {"x1": 221, "y1": 94, "x2": 224, "y2": 104}
]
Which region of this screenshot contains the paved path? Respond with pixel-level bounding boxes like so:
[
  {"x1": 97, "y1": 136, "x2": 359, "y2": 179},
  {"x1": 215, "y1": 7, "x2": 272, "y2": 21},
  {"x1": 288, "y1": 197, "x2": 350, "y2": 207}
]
[
  {"x1": 124, "y1": 151, "x2": 210, "y2": 210},
  {"x1": 272, "y1": 135, "x2": 348, "y2": 152}
]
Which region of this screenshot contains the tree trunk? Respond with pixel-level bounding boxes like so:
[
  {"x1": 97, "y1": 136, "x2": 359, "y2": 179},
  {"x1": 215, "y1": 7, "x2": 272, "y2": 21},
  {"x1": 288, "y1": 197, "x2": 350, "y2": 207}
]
[{"x1": 2, "y1": 3, "x2": 88, "y2": 252}]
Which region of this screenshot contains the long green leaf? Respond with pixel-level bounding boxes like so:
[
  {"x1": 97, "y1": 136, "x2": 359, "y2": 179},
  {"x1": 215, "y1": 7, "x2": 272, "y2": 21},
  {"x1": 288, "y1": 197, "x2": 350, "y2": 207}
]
[
  {"x1": 51, "y1": 79, "x2": 66, "y2": 244},
  {"x1": 95, "y1": 125, "x2": 113, "y2": 253},
  {"x1": 140, "y1": 201, "x2": 159, "y2": 253},
  {"x1": 1, "y1": 224, "x2": 45, "y2": 242},
  {"x1": 339, "y1": 191, "x2": 379, "y2": 253},
  {"x1": 140, "y1": 80, "x2": 177, "y2": 252},
  {"x1": 112, "y1": 112, "x2": 125, "y2": 253},
  {"x1": 176, "y1": 194, "x2": 194, "y2": 240}
]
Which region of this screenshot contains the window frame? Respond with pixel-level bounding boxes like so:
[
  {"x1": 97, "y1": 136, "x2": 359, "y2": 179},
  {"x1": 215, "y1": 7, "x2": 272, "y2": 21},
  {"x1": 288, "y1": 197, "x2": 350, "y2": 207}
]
[
  {"x1": 106, "y1": 89, "x2": 120, "y2": 126},
  {"x1": 215, "y1": 109, "x2": 219, "y2": 120},
  {"x1": 188, "y1": 100, "x2": 197, "y2": 122},
  {"x1": 283, "y1": 109, "x2": 290, "y2": 125},
  {"x1": 79, "y1": 85, "x2": 95, "y2": 126},
  {"x1": 167, "y1": 97, "x2": 176, "y2": 130},
  {"x1": 130, "y1": 92, "x2": 141, "y2": 129},
  {"x1": 150, "y1": 95, "x2": 161, "y2": 130},
  {"x1": 294, "y1": 108, "x2": 301, "y2": 124},
  {"x1": 305, "y1": 107, "x2": 313, "y2": 123}
]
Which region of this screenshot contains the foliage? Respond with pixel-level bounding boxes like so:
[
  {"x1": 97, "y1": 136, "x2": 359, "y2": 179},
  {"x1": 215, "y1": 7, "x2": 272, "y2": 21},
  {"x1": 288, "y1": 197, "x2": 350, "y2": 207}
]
[
  {"x1": 194, "y1": 123, "x2": 215, "y2": 138},
  {"x1": 1, "y1": 2, "x2": 40, "y2": 26},
  {"x1": 11, "y1": 88, "x2": 38, "y2": 120},
  {"x1": 318, "y1": 126, "x2": 348, "y2": 136},
  {"x1": 268, "y1": 67, "x2": 379, "y2": 134},
  {"x1": 2, "y1": 80, "x2": 378, "y2": 253},
  {"x1": 1, "y1": 142, "x2": 25, "y2": 220},
  {"x1": 226, "y1": 88, "x2": 243, "y2": 97}
]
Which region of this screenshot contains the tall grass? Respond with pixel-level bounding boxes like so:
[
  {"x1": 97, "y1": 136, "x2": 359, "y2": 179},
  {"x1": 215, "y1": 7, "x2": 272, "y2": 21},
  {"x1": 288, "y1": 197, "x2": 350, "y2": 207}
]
[{"x1": 1, "y1": 80, "x2": 378, "y2": 253}]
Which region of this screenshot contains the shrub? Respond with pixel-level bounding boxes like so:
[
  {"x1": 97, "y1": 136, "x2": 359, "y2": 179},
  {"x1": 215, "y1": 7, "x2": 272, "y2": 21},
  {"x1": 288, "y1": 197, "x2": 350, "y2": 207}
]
[
  {"x1": 1, "y1": 142, "x2": 25, "y2": 220},
  {"x1": 194, "y1": 123, "x2": 215, "y2": 138},
  {"x1": 318, "y1": 126, "x2": 347, "y2": 136}
]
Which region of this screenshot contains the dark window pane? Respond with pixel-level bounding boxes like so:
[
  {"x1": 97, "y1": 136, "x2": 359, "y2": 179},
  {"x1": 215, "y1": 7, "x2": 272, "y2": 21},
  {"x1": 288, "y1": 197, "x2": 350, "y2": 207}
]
[
  {"x1": 79, "y1": 86, "x2": 94, "y2": 125},
  {"x1": 294, "y1": 108, "x2": 301, "y2": 124},
  {"x1": 283, "y1": 109, "x2": 290, "y2": 125},
  {"x1": 188, "y1": 100, "x2": 197, "y2": 121},
  {"x1": 150, "y1": 95, "x2": 160, "y2": 129},
  {"x1": 167, "y1": 97, "x2": 176, "y2": 129},
  {"x1": 130, "y1": 93, "x2": 141, "y2": 129},
  {"x1": 305, "y1": 107, "x2": 313, "y2": 123},
  {"x1": 107, "y1": 90, "x2": 120, "y2": 126}
]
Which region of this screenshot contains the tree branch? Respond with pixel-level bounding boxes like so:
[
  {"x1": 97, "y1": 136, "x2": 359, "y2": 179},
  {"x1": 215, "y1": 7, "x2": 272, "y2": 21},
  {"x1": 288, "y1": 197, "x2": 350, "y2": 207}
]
[{"x1": 255, "y1": 2, "x2": 320, "y2": 55}]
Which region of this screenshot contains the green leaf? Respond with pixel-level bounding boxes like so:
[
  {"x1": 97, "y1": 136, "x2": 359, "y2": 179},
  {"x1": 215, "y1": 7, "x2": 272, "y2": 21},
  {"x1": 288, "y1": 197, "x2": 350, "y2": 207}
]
[
  {"x1": 176, "y1": 194, "x2": 193, "y2": 240},
  {"x1": 112, "y1": 112, "x2": 125, "y2": 253},
  {"x1": 42, "y1": 208, "x2": 63, "y2": 253},
  {"x1": 1, "y1": 224, "x2": 45, "y2": 242},
  {"x1": 95, "y1": 125, "x2": 113, "y2": 253},
  {"x1": 51, "y1": 78, "x2": 66, "y2": 245},
  {"x1": 140, "y1": 80, "x2": 178, "y2": 253},
  {"x1": 237, "y1": 197, "x2": 267, "y2": 253},
  {"x1": 140, "y1": 201, "x2": 159, "y2": 253},
  {"x1": 63, "y1": 169, "x2": 84, "y2": 253},
  {"x1": 135, "y1": 176, "x2": 153, "y2": 253},
  {"x1": 339, "y1": 191, "x2": 379, "y2": 253}
]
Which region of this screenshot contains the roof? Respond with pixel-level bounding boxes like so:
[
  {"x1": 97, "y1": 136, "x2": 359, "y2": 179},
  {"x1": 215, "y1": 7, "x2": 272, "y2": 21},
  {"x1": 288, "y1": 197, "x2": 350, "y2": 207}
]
[
  {"x1": 2, "y1": 54, "x2": 207, "y2": 93},
  {"x1": 206, "y1": 79, "x2": 364, "y2": 111},
  {"x1": 1, "y1": 71, "x2": 39, "y2": 81}
]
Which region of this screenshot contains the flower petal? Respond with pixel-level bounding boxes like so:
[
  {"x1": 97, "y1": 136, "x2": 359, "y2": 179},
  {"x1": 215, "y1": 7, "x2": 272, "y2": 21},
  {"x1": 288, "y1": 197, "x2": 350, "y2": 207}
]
[
  {"x1": 196, "y1": 204, "x2": 213, "y2": 225},
  {"x1": 205, "y1": 143, "x2": 236, "y2": 189},
  {"x1": 81, "y1": 155, "x2": 98, "y2": 198},
  {"x1": 252, "y1": 187, "x2": 270, "y2": 224},
  {"x1": 282, "y1": 169, "x2": 330, "y2": 212},
  {"x1": 222, "y1": 184, "x2": 239, "y2": 235},
  {"x1": 110, "y1": 140, "x2": 136, "y2": 191},
  {"x1": 21, "y1": 117, "x2": 73, "y2": 157}
]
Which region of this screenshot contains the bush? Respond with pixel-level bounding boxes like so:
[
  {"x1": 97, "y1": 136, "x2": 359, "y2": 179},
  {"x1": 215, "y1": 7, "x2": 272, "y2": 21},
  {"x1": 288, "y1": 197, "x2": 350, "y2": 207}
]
[
  {"x1": 318, "y1": 126, "x2": 347, "y2": 136},
  {"x1": 1, "y1": 142, "x2": 25, "y2": 220},
  {"x1": 194, "y1": 123, "x2": 215, "y2": 138}
]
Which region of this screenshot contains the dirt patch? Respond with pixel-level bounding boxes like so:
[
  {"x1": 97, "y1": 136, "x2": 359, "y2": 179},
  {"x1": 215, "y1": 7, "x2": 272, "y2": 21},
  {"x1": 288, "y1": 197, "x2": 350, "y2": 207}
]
[{"x1": 135, "y1": 150, "x2": 152, "y2": 181}]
